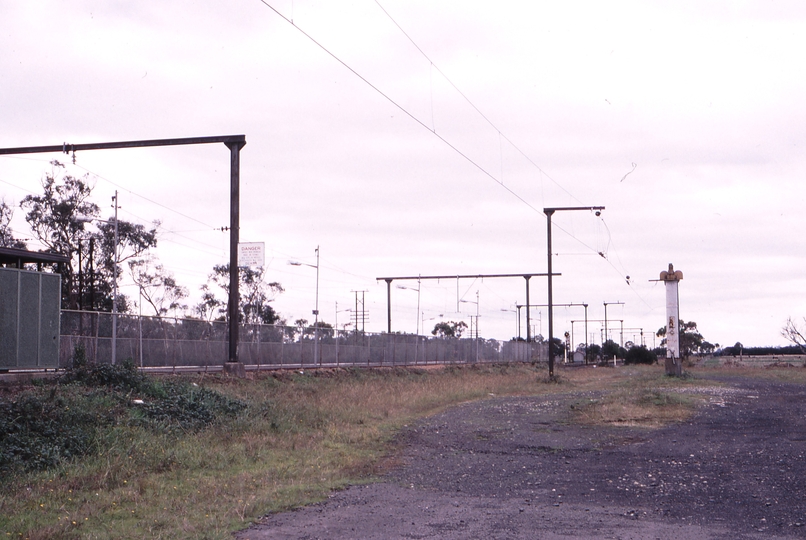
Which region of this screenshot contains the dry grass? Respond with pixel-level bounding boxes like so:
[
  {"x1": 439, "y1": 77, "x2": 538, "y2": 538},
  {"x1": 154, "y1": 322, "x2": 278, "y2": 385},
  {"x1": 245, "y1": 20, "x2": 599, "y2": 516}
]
[
  {"x1": 0, "y1": 364, "x2": 558, "y2": 539},
  {"x1": 571, "y1": 365, "x2": 710, "y2": 427},
  {"x1": 695, "y1": 363, "x2": 806, "y2": 384},
  {"x1": 2, "y1": 363, "x2": 798, "y2": 539}
]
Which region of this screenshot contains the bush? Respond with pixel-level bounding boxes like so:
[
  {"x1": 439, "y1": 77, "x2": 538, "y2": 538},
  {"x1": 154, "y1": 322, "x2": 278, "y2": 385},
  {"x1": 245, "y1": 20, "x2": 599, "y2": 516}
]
[
  {"x1": 624, "y1": 346, "x2": 658, "y2": 365},
  {"x1": 0, "y1": 350, "x2": 246, "y2": 478},
  {"x1": 61, "y1": 346, "x2": 151, "y2": 393}
]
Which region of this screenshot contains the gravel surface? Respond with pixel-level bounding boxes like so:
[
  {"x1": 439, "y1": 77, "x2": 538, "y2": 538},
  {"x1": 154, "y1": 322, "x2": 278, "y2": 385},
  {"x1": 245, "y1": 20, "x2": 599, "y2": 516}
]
[{"x1": 237, "y1": 373, "x2": 806, "y2": 539}]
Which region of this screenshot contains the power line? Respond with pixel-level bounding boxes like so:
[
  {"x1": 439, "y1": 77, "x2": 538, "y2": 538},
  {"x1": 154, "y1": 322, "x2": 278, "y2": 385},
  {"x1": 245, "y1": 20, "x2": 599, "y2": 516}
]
[
  {"x1": 373, "y1": 0, "x2": 584, "y2": 207},
  {"x1": 256, "y1": 0, "x2": 541, "y2": 214},
  {"x1": 257, "y1": 1, "x2": 646, "y2": 307},
  {"x1": 71, "y1": 163, "x2": 219, "y2": 230}
]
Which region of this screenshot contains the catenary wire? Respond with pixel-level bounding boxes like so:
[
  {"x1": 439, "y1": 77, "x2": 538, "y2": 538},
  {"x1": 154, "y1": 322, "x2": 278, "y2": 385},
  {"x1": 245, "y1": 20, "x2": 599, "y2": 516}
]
[
  {"x1": 255, "y1": 0, "x2": 541, "y2": 214},
  {"x1": 373, "y1": 0, "x2": 585, "y2": 207}
]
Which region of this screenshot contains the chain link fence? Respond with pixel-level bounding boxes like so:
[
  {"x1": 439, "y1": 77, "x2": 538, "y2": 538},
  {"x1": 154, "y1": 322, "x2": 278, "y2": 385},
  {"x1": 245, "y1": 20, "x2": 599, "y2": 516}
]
[{"x1": 59, "y1": 310, "x2": 545, "y2": 369}]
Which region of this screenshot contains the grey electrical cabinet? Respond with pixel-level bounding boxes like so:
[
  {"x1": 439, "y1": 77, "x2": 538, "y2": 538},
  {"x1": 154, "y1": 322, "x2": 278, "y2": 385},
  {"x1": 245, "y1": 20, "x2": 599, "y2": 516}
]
[{"x1": 0, "y1": 267, "x2": 61, "y2": 369}]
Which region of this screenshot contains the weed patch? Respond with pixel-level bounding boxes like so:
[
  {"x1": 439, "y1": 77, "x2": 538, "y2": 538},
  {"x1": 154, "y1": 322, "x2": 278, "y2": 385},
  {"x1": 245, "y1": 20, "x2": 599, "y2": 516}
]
[{"x1": 0, "y1": 354, "x2": 245, "y2": 480}]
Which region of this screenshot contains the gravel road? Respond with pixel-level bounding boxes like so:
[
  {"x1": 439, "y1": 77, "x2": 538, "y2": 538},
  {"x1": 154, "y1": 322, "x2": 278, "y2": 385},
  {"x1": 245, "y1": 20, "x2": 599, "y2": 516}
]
[{"x1": 237, "y1": 372, "x2": 806, "y2": 539}]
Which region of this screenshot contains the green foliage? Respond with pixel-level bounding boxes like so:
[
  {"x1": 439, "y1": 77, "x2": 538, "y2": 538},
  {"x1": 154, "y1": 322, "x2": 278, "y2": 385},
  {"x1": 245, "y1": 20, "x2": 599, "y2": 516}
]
[
  {"x1": 549, "y1": 337, "x2": 566, "y2": 357},
  {"x1": 196, "y1": 264, "x2": 283, "y2": 324},
  {"x1": 129, "y1": 255, "x2": 189, "y2": 317},
  {"x1": 431, "y1": 320, "x2": 467, "y2": 338},
  {"x1": 0, "y1": 351, "x2": 245, "y2": 480},
  {"x1": 601, "y1": 339, "x2": 626, "y2": 360},
  {"x1": 624, "y1": 345, "x2": 658, "y2": 365},
  {"x1": 138, "y1": 382, "x2": 247, "y2": 432},
  {"x1": 61, "y1": 351, "x2": 150, "y2": 394},
  {"x1": 656, "y1": 320, "x2": 707, "y2": 357},
  {"x1": 586, "y1": 343, "x2": 602, "y2": 362},
  {"x1": 18, "y1": 162, "x2": 159, "y2": 311},
  {"x1": 0, "y1": 198, "x2": 26, "y2": 248},
  {"x1": 0, "y1": 389, "x2": 104, "y2": 473}
]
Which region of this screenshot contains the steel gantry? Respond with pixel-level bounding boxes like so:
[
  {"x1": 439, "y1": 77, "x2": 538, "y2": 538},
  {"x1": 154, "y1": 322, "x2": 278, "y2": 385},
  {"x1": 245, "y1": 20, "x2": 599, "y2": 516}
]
[
  {"x1": 0, "y1": 135, "x2": 247, "y2": 372},
  {"x1": 376, "y1": 272, "x2": 558, "y2": 340}
]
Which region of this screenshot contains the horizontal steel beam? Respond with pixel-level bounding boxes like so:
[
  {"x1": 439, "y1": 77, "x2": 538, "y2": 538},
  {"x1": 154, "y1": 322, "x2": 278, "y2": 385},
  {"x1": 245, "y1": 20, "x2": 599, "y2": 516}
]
[
  {"x1": 377, "y1": 272, "x2": 557, "y2": 282},
  {"x1": 0, "y1": 135, "x2": 246, "y2": 155}
]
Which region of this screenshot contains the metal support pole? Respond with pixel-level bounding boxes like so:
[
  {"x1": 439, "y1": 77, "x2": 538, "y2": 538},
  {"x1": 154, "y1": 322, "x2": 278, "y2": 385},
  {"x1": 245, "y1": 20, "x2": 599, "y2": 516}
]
[
  {"x1": 226, "y1": 140, "x2": 245, "y2": 364},
  {"x1": 570, "y1": 320, "x2": 575, "y2": 357},
  {"x1": 620, "y1": 319, "x2": 624, "y2": 348},
  {"x1": 584, "y1": 303, "x2": 589, "y2": 364},
  {"x1": 385, "y1": 279, "x2": 392, "y2": 333},
  {"x1": 603, "y1": 301, "x2": 624, "y2": 347},
  {"x1": 525, "y1": 276, "x2": 531, "y2": 342},
  {"x1": 314, "y1": 246, "x2": 320, "y2": 366},
  {"x1": 112, "y1": 191, "x2": 119, "y2": 365},
  {"x1": 516, "y1": 304, "x2": 522, "y2": 340},
  {"x1": 544, "y1": 205, "x2": 604, "y2": 378},
  {"x1": 0, "y1": 134, "x2": 246, "y2": 370},
  {"x1": 546, "y1": 210, "x2": 555, "y2": 376}
]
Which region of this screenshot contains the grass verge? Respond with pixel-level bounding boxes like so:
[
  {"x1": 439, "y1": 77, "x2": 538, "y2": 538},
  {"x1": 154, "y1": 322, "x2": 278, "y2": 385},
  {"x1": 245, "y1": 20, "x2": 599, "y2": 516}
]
[
  {"x1": 1, "y1": 362, "x2": 784, "y2": 539},
  {"x1": 0, "y1": 363, "x2": 563, "y2": 539},
  {"x1": 570, "y1": 365, "x2": 710, "y2": 427}
]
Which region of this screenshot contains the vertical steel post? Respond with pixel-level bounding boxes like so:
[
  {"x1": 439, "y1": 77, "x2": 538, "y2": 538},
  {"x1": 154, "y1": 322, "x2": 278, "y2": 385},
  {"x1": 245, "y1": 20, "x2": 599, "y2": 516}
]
[
  {"x1": 385, "y1": 279, "x2": 392, "y2": 333},
  {"x1": 545, "y1": 210, "x2": 555, "y2": 377},
  {"x1": 112, "y1": 191, "x2": 119, "y2": 365},
  {"x1": 516, "y1": 304, "x2": 521, "y2": 340},
  {"x1": 314, "y1": 246, "x2": 320, "y2": 366},
  {"x1": 226, "y1": 140, "x2": 245, "y2": 364},
  {"x1": 620, "y1": 320, "x2": 624, "y2": 347},
  {"x1": 524, "y1": 276, "x2": 531, "y2": 342},
  {"x1": 584, "y1": 303, "x2": 589, "y2": 364}
]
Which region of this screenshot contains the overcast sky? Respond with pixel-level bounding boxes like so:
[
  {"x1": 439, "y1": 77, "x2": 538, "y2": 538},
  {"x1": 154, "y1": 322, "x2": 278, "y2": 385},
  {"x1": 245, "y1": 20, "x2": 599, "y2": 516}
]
[{"x1": 2, "y1": 1, "x2": 804, "y2": 348}]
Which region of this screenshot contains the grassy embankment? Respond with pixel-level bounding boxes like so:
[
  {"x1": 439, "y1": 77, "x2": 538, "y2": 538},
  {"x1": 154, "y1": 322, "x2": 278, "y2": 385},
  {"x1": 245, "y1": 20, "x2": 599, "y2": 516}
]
[{"x1": 2, "y1": 360, "x2": 795, "y2": 539}]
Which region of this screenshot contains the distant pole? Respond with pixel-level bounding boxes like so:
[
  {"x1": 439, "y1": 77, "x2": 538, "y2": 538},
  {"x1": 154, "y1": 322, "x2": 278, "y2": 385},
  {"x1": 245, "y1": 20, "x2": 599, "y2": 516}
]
[
  {"x1": 583, "y1": 303, "x2": 589, "y2": 363},
  {"x1": 603, "y1": 301, "x2": 624, "y2": 345},
  {"x1": 385, "y1": 279, "x2": 392, "y2": 333},
  {"x1": 545, "y1": 210, "x2": 554, "y2": 375},
  {"x1": 516, "y1": 304, "x2": 522, "y2": 340},
  {"x1": 620, "y1": 320, "x2": 624, "y2": 347},
  {"x1": 111, "y1": 191, "x2": 119, "y2": 365},
  {"x1": 524, "y1": 277, "x2": 531, "y2": 342},
  {"x1": 314, "y1": 246, "x2": 320, "y2": 366},
  {"x1": 89, "y1": 238, "x2": 95, "y2": 310},
  {"x1": 78, "y1": 239, "x2": 83, "y2": 310}
]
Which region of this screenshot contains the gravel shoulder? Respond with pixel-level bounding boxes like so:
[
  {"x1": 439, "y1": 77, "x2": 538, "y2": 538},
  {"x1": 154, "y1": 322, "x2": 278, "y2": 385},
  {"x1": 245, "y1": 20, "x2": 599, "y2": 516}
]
[{"x1": 237, "y1": 372, "x2": 806, "y2": 539}]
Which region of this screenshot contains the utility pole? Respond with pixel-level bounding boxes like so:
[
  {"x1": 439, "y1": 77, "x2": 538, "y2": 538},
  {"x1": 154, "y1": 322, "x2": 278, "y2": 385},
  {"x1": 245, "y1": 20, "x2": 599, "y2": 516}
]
[
  {"x1": 111, "y1": 191, "x2": 119, "y2": 364},
  {"x1": 351, "y1": 290, "x2": 368, "y2": 334}
]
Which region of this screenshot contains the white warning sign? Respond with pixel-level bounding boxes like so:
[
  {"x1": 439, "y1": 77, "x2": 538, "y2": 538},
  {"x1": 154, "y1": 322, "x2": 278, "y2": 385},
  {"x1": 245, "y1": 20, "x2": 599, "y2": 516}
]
[{"x1": 238, "y1": 242, "x2": 265, "y2": 267}]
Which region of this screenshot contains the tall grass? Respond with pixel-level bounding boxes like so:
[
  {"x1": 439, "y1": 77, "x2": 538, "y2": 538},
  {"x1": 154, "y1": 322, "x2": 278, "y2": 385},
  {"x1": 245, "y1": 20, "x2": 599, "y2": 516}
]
[
  {"x1": 0, "y1": 363, "x2": 757, "y2": 539},
  {"x1": 0, "y1": 364, "x2": 561, "y2": 539}
]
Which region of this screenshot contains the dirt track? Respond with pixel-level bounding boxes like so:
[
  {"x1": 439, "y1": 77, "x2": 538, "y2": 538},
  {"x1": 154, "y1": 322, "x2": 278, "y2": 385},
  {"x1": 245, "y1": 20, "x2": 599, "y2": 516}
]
[{"x1": 237, "y1": 372, "x2": 806, "y2": 539}]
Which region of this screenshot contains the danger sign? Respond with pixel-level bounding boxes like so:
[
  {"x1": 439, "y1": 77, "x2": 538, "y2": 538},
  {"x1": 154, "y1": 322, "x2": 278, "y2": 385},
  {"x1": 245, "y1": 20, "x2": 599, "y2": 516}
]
[{"x1": 238, "y1": 242, "x2": 265, "y2": 267}]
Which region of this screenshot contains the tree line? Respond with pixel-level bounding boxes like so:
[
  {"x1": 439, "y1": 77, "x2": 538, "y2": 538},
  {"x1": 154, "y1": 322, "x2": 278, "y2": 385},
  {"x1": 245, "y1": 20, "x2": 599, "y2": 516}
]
[{"x1": 0, "y1": 163, "x2": 284, "y2": 326}]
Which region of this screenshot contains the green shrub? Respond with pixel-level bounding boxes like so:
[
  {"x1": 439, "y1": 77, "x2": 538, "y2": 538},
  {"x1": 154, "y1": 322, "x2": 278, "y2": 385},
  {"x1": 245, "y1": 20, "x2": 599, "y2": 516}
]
[
  {"x1": 0, "y1": 358, "x2": 246, "y2": 479},
  {"x1": 624, "y1": 345, "x2": 658, "y2": 365}
]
